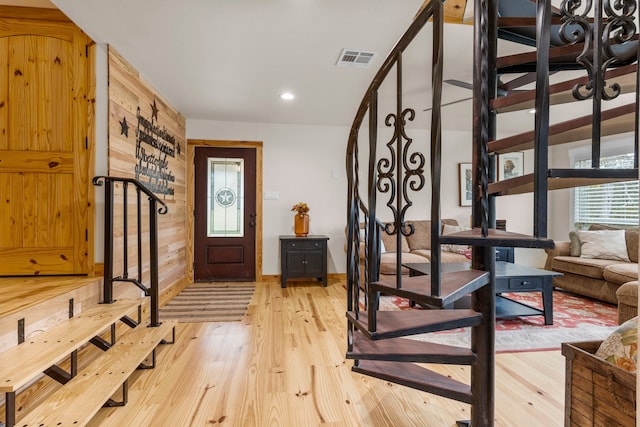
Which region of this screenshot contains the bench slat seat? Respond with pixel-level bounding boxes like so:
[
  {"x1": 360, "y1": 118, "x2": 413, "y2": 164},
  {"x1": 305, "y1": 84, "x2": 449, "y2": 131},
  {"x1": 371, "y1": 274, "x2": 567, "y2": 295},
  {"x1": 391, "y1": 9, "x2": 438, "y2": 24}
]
[
  {"x1": 0, "y1": 298, "x2": 143, "y2": 393},
  {"x1": 17, "y1": 320, "x2": 176, "y2": 427}
]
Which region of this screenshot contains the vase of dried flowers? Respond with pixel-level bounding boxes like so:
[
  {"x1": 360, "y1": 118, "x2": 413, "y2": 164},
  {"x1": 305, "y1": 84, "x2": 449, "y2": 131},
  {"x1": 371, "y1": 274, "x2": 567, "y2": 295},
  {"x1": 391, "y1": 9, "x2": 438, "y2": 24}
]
[{"x1": 291, "y1": 202, "x2": 310, "y2": 237}]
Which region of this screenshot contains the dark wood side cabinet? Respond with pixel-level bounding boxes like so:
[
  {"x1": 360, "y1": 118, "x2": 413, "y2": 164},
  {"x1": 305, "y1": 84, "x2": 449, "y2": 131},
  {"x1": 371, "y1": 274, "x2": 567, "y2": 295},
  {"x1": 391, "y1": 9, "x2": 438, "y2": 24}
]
[{"x1": 279, "y1": 235, "x2": 329, "y2": 288}]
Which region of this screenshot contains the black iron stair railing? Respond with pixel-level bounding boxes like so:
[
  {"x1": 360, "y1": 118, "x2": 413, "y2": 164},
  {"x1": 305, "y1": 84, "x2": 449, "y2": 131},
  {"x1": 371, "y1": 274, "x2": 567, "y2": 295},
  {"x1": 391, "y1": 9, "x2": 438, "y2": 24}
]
[
  {"x1": 345, "y1": 1, "x2": 497, "y2": 425},
  {"x1": 93, "y1": 176, "x2": 168, "y2": 327}
]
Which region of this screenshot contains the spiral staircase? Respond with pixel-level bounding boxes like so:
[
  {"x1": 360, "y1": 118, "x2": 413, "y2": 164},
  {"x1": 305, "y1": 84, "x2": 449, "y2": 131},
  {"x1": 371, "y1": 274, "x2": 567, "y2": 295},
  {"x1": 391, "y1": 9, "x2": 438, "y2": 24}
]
[{"x1": 344, "y1": 1, "x2": 639, "y2": 426}]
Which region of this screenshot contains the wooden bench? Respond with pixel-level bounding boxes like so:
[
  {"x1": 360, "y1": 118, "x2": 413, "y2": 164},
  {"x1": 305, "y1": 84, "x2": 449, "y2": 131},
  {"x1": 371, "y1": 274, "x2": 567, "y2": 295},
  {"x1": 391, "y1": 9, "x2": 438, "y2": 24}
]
[
  {"x1": 0, "y1": 298, "x2": 144, "y2": 426},
  {"x1": 16, "y1": 320, "x2": 176, "y2": 426}
]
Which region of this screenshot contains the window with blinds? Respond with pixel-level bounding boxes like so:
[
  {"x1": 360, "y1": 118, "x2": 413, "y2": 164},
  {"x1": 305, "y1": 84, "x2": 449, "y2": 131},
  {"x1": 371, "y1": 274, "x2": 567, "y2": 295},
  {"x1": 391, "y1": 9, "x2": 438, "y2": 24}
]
[{"x1": 574, "y1": 152, "x2": 639, "y2": 228}]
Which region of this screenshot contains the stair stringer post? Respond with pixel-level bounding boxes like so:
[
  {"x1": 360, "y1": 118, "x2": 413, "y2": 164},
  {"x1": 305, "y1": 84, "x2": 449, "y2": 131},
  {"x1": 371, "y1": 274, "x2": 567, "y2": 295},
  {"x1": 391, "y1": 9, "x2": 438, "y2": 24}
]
[
  {"x1": 471, "y1": 0, "x2": 498, "y2": 425},
  {"x1": 533, "y1": 0, "x2": 551, "y2": 239},
  {"x1": 429, "y1": 0, "x2": 444, "y2": 290}
]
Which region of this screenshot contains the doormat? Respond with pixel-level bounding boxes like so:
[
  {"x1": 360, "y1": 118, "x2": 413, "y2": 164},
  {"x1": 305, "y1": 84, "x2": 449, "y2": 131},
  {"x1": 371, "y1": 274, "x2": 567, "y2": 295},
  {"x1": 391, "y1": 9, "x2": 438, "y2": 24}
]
[
  {"x1": 375, "y1": 290, "x2": 619, "y2": 353},
  {"x1": 160, "y1": 283, "x2": 255, "y2": 323}
]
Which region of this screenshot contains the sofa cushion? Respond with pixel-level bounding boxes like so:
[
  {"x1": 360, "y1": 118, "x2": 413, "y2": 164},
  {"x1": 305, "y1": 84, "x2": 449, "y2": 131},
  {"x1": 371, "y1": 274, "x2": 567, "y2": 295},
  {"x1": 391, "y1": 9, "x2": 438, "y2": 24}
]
[
  {"x1": 603, "y1": 263, "x2": 639, "y2": 285},
  {"x1": 569, "y1": 231, "x2": 581, "y2": 256},
  {"x1": 379, "y1": 252, "x2": 426, "y2": 275},
  {"x1": 588, "y1": 224, "x2": 639, "y2": 263},
  {"x1": 441, "y1": 224, "x2": 470, "y2": 254},
  {"x1": 410, "y1": 248, "x2": 431, "y2": 260},
  {"x1": 380, "y1": 226, "x2": 410, "y2": 254},
  {"x1": 409, "y1": 249, "x2": 469, "y2": 263},
  {"x1": 626, "y1": 230, "x2": 638, "y2": 263},
  {"x1": 440, "y1": 250, "x2": 470, "y2": 263},
  {"x1": 405, "y1": 220, "x2": 431, "y2": 251},
  {"x1": 551, "y1": 256, "x2": 622, "y2": 279},
  {"x1": 578, "y1": 230, "x2": 630, "y2": 262},
  {"x1": 404, "y1": 219, "x2": 459, "y2": 251}
]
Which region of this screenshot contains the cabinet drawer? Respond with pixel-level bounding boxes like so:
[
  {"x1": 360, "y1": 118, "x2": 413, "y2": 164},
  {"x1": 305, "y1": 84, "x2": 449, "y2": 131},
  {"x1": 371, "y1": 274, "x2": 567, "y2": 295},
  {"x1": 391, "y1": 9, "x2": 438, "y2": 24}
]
[
  {"x1": 508, "y1": 277, "x2": 542, "y2": 290},
  {"x1": 286, "y1": 240, "x2": 323, "y2": 250}
]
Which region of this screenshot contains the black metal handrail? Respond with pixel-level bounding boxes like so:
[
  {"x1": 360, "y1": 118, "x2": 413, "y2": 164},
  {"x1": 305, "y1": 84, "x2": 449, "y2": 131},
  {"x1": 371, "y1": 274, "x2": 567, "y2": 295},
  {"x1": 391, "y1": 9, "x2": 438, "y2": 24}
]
[
  {"x1": 92, "y1": 176, "x2": 168, "y2": 327},
  {"x1": 346, "y1": 0, "x2": 444, "y2": 309}
]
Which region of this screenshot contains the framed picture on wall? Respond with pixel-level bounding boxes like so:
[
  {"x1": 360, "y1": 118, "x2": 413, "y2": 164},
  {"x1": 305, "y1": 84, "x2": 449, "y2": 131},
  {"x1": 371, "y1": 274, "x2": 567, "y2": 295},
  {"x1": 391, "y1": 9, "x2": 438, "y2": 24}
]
[
  {"x1": 458, "y1": 163, "x2": 472, "y2": 207},
  {"x1": 497, "y1": 152, "x2": 524, "y2": 181}
]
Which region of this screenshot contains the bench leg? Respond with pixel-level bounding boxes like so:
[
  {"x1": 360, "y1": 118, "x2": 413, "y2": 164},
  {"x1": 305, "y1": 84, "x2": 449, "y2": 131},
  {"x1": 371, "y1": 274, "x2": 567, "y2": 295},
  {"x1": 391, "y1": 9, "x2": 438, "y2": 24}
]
[
  {"x1": 161, "y1": 325, "x2": 176, "y2": 345},
  {"x1": 138, "y1": 348, "x2": 156, "y2": 370},
  {"x1": 104, "y1": 379, "x2": 128, "y2": 407},
  {"x1": 71, "y1": 350, "x2": 78, "y2": 377},
  {"x1": 5, "y1": 391, "x2": 15, "y2": 427}
]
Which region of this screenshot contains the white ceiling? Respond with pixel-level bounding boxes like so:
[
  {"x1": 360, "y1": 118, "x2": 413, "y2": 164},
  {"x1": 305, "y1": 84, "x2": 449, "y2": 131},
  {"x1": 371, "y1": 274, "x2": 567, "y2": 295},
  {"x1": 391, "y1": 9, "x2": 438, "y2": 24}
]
[
  {"x1": 42, "y1": 0, "x2": 484, "y2": 130},
  {"x1": 12, "y1": 0, "x2": 625, "y2": 134}
]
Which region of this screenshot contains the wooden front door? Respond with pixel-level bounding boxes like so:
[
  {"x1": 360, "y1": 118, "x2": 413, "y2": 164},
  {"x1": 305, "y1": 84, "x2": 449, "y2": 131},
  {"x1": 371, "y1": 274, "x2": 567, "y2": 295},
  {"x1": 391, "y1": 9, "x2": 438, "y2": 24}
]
[
  {"x1": 0, "y1": 8, "x2": 92, "y2": 276},
  {"x1": 194, "y1": 147, "x2": 257, "y2": 281}
]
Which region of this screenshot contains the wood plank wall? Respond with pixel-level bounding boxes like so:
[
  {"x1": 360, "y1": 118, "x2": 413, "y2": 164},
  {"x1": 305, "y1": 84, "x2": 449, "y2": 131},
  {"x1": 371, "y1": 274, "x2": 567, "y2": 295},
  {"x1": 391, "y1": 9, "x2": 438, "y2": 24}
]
[{"x1": 107, "y1": 47, "x2": 187, "y2": 296}]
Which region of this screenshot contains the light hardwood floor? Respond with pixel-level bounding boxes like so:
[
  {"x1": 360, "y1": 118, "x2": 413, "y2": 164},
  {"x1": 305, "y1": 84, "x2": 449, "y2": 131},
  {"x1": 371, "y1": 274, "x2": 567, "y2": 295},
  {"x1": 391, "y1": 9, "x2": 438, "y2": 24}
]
[{"x1": 87, "y1": 279, "x2": 565, "y2": 427}]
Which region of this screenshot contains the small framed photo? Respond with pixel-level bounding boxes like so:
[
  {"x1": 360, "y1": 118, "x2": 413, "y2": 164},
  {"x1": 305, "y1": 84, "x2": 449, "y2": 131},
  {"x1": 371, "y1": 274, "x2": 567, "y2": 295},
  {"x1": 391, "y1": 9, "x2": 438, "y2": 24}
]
[
  {"x1": 497, "y1": 152, "x2": 524, "y2": 181},
  {"x1": 458, "y1": 163, "x2": 472, "y2": 207}
]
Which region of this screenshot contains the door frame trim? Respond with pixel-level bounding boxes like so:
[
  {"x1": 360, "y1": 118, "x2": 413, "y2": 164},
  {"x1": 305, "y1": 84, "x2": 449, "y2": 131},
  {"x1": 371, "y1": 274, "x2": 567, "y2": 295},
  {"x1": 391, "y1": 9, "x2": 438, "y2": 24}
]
[{"x1": 187, "y1": 139, "x2": 263, "y2": 283}]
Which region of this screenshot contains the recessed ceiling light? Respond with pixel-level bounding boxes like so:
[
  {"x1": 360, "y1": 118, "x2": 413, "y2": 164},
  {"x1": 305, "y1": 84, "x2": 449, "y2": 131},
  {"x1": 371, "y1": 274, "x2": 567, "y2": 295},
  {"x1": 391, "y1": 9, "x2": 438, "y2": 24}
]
[{"x1": 280, "y1": 92, "x2": 295, "y2": 101}]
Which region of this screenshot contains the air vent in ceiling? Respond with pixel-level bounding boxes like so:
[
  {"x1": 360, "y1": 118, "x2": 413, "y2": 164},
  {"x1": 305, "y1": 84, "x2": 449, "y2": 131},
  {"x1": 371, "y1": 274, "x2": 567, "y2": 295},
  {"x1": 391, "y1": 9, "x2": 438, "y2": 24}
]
[{"x1": 336, "y1": 49, "x2": 376, "y2": 68}]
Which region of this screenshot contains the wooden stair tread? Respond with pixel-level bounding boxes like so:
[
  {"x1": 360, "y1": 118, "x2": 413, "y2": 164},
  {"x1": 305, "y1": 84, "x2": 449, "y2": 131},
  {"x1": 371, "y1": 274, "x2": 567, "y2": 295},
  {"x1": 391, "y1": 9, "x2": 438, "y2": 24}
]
[
  {"x1": 439, "y1": 228, "x2": 554, "y2": 249},
  {"x1": 347, "y1": 331, "x2": 476, "y2": 364},
  {"x1": 352, "y1": 359, "x2": 472, "y2": 404},
  {"x1": 347, "y1": 309, "x2": 482, "y2": 340},
  {"x1": 18, "y1": 320, "x2": 176, "y2": 427},
  {"x1": 489, "y1": 103, "x2": 635, "y2": 154},
  {"x1": 0, "y1": 298, "x2": 143, "y2": 392},
  {"x1": 492, "y1": 64, "x2": 637, "y2": 113},
  {"x1": 488, "y1": 168, "x2": 638, "y2": 197},
  {"x1": 495, "y1": 37, "x2": 638, "y2": 74},
  {"x1": 372, "y1": 270, "x2": 489, "y2": 308}
]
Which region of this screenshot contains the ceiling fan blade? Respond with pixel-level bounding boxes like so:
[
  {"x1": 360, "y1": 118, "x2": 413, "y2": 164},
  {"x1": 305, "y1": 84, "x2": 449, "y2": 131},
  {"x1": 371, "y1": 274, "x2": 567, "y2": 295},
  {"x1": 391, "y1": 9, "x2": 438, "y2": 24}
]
[
  {"x1": 423, "y1": 97, "x2": 473, "y2": 112},
  {"x1": 445, "y1": 79, "x2": 511, "y2": 96},
  {"x1": 444, "y1": 79, "x2": 474, "y2": 90}
]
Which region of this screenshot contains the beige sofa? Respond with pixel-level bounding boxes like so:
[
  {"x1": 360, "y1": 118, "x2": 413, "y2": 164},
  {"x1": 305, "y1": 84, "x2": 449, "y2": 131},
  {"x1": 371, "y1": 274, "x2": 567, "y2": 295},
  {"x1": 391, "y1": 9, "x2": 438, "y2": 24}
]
[
  {"x1": 360, "y1": 219, "x2": 469, "y2": 277},
  {"x1": 544, "y1": 225, "x2": 639, "y2": 306}
]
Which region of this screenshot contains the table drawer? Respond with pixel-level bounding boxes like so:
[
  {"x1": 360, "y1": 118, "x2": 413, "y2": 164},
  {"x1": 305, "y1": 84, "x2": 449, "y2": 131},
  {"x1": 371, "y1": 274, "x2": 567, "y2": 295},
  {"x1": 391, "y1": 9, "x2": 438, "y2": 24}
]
[
  {"x1": 285, "y1": 240, "x2": 324, "y2": 250},
  {"x1": 508, "y1": 277, "x2": 542, "y2": 290}
]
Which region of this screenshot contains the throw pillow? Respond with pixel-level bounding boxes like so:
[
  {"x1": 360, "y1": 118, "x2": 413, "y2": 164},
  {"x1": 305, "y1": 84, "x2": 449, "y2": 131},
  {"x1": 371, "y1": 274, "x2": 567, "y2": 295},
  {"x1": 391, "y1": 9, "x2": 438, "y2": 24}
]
[
  {"x1": 578, "y1": 229, "x2": 630, "y2": 261},
  {"x1": 569, "y1": 230, "x2": 581, "y2": 257},
  {"x1": 595, "y1": 316, "x2": 637, "y2": 373},
  {"x1": 441, "y1": 224, "x2": 470, "y2": 254}
]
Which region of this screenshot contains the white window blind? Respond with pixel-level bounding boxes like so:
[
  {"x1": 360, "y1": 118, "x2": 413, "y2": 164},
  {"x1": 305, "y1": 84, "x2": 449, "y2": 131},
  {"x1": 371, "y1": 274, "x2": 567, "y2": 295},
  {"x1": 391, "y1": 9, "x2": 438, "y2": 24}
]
[{"x1": 574, "y1": 153, "x2": 638, "y2": 228}]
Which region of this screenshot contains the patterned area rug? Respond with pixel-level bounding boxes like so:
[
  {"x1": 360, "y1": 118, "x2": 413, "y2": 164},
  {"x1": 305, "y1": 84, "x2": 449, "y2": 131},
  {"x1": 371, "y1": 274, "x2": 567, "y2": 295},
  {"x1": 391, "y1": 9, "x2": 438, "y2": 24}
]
[
  {"x1": 377, "y1": 290, "x2": 619, "y2": 353},
  {"x1": 160, "y1": 283, "x2": 254, "y2": 322}
]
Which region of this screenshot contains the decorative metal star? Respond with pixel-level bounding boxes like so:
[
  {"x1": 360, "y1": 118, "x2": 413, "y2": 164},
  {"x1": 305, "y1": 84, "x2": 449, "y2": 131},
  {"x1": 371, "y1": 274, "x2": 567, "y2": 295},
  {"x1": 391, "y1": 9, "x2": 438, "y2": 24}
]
[
  {"x1": 119, "y1": 117, "x2": 129, "y2": 137},
  {"x1": 176, "y1": 143, "x2": 181, "y2": 156},
  {"x1": 150, "y1": 99, "x2": 159, "y2": 121}
]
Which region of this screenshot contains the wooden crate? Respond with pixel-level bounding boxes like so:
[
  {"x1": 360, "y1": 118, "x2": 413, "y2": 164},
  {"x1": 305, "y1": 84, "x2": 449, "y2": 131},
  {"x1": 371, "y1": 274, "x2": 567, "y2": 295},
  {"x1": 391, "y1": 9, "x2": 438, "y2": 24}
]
[{"x1": 562, "y1": 341, "x2": 636, "y2": 427}]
